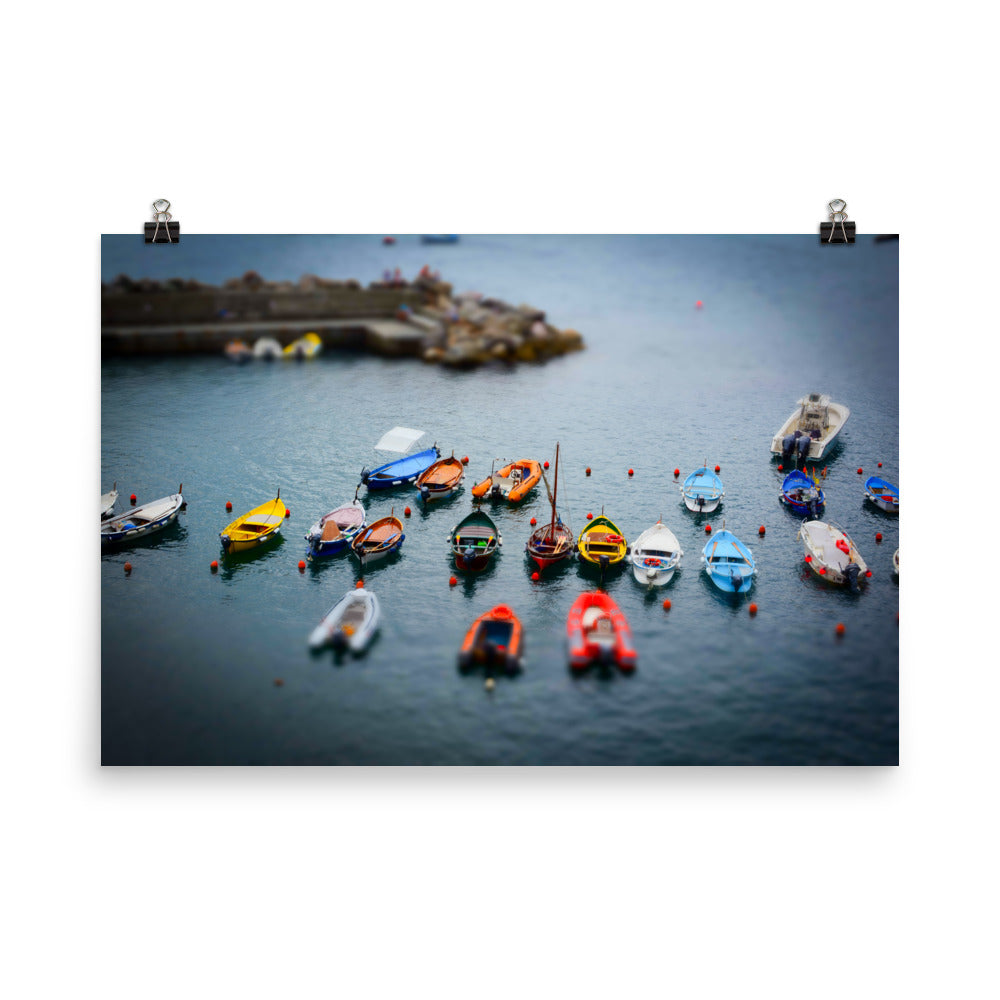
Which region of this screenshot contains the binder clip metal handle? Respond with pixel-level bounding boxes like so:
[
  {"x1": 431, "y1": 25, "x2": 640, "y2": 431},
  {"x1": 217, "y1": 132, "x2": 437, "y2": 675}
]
[
  {"x1": 145, "y1": 199, "x2": 180, "y2": 244},
  {"x1": 819, "y1": 198, "x2": 855, "y2": 244}
]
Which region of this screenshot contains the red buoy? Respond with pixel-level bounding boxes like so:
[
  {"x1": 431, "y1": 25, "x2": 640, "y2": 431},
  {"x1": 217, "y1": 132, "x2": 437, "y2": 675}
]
[
  {"x1": 544, "y1": 461, "x2": 549, "y2": 469},
  {"x1": 404, "y1": 507, "x2": 411, "y2": 517},
  {"x1": 877, "y1": 462, "x2": 883, "y2": 468},
  {"x1": 130, "y1": 494, "x2": 137, "y2": 505},
  {"x1": 585, "y1": 467, "x2": 591, "y2": 476},
  {"x1": 449, "y1": 576, "x2": 457, "y2": 587},
  {"x1": 274, "y1": 678, "x2": 285, "y2": 687},
  {"x1": 819, "y1": 567, "x2": 827, "y2": 574},
  {"x1": 124, "y1": 562, "x2": 132, "y2": 574},
  {"x1": 673, "y1": 468, "x2": 680, "y2": 477},
  {"x1": 805, "y1": 554, "x2": 812, "y2": 563},
  {"x1": 210, "y1": 560, "x2": 218, "y2": 572},
  {"x1": 857, "y1": 468, "x2": 863, "y2": 475},
  {"x1": 285, "y1": 509, "x2": 290, "y2": 517},
  {"x1": 835, "y1": 622, "x2": 846, "y2": 636},
  {"x1": 866, "y1": 570, "x2": 873, "y2": 577},
  {"x1": 530, "y1": 517, "x2": 537, "y2": 526},
  {"x1": 758, "y1": 525, "x2": 766, "y2": 536},
  {"x1": 749, "y1": 603, "x2": 758, "y2": 616},
  {"x1": 695, "y1": 300, "x2": 703, "y2": 308},
  {"x1": 777, "y1": 464, "x2": 783, "y2": 471},
  {"x1": 628, "y1": 468, "x2": 634, "y2": 477},
  {"x1": 714, "y1": 465, "x2": 720, "y2": 473},
  {"x1": 587, "y1": 512, "x2": 593, "y2": 520},
  {"x1": 531, "y1": 572, "x2": 540, "y2": 582},
  {"x1": 704, "y1": 524, "x2": 712, "y2": 534},
  {"x1": 876, "y1": 532, "x2": 883, "y2": 543},
  {"x1": 462, "y1": 456, "x2": 469, "y2": 465},
  {"x1": 355, "y1": 579, "x2": 364, "y2": 589},
  {"x1": 298, "y1": 560, "x2": 306, "y2": 572},
  {"x1": 662, "y1": 599, "x2": 671, "y2": 611},
  {"x1": 226, "y1": 501, "x2": 233, "y2": 511}
]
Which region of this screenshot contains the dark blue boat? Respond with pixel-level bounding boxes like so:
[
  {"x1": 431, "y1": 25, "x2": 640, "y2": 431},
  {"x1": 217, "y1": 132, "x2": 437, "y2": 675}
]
[
  {"x1": 420, "y1": 235, "x2": 459, "y2": 244},
  {"x1": 361, "y1": 446, "x2": 441, "y2": 490},
  {"x1": 779, "y1": 469, "x2": 825, "y2": 518}
]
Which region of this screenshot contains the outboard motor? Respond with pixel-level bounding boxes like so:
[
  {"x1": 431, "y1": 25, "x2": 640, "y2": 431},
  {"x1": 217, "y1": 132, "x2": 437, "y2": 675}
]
[
  {"x1": 331, "y1": 630, "x2": 348, "y2": 651},
  {"x1": 782, "y1": 433, "x2": 797, "y2": 463},
  {"x1": 796, "y1": 435, "x2": 811, "y2": 463},
  {"x1": 845, "y1": 563, "x2": 861, "y2": 593},
  {"x1": 807, "y1": 496, "x2": 819, "y2": 519},
  {"x1": 697, "y1": 495, "x2": 706, "y2": 510},
  {"x1": 360, "y1": 467, "x2": 370, "y2": 485}
]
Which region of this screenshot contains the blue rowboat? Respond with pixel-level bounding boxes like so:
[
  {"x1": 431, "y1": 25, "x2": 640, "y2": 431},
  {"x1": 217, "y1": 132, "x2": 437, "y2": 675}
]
[
  {"x1": 361, "y1": 446, "x2": 440, "y2": 490},
  {"x1": 681, "y1": 467, "x2": 725, "y2": 513},
  {"x1": 304, "y1": 498, "x2": 366, "y2": 559},
  {"x1": 864, "y1": 476, "x2": 898, "y2": 514},
  {"x1": 420, "y1": 235, "x2": 459, "y2": 244},
  {"x1": 702, "y1": 529, "x2": 756, "y2": 594},
  {"x1": 779, "y1": 469, "x2": 825, "y2": 517}
]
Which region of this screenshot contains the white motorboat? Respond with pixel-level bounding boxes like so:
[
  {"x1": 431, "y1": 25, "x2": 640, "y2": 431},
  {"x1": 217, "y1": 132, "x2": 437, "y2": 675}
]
[
  {"x1": 308, "y1": 588, "x2": 380, "y2": 653},
  {"x1": 629, "y1": 521, "x2": 683, "y2": 586},
  {"x1": 253, "y1": 337, "x2": 283, "y2": 360},
  {"x1": 771, "y1": 393, "x2": 850, "y2": 463},
  {"x1": 798, "y1": 520, "x2": 867, "y2": 592}
]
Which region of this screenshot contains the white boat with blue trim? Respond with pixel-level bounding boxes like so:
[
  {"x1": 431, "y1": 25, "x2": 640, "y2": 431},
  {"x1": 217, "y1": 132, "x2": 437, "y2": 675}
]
[
  {"x1": 101, "y1": 486, "x2": 184, "y2": 547},
  {"x1": 629, "y1": 521, "x2": 683, "y2": 586}
]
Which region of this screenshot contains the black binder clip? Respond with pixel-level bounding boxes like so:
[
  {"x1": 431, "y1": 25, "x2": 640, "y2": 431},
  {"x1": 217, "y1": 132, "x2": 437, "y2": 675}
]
[
  {"x1": 144, "y1": 199, "x2": 179, "y2": 244},
  {"x1": 819, "y1": 199, "x2": 855, "y2": 244}
]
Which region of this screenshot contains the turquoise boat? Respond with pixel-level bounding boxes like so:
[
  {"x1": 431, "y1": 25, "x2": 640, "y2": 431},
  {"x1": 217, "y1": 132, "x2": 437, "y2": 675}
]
[{"x1": 702, "y1": 528, "x2": 756, "y2": 594}]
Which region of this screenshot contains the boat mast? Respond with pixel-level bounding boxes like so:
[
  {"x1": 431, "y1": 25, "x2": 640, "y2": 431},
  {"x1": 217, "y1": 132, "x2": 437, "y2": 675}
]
[{"x1": 550, "y1": 443, "x2": 559, "y2": 538}]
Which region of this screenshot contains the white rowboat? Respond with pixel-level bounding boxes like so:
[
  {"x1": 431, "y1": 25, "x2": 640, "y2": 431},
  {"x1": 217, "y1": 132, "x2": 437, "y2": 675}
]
[
  {"x1": 629, "y1": 521, "x2": 683, "y2": 586},
  {"x1": 308, "y1": 588, "x2": 380, "y2": 653}
]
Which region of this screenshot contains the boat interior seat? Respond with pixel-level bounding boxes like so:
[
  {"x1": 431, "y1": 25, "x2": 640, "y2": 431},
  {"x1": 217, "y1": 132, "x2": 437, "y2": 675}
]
[{"x1": 321, "y1": 520, "x2": 342, "y2": 541}]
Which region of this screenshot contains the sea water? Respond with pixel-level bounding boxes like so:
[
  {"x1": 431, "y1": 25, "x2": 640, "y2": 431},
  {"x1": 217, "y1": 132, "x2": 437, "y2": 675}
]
[{"x1": 101, "y1": 235, "x2": 898, "y2": 764}]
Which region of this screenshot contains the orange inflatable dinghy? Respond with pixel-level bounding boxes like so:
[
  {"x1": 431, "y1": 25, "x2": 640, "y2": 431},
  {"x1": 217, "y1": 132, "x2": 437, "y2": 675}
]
[
  {"x1": 471, "y1": 459, "x2": 542, "y2": 504},
  {"x1": 458, "y1": 604, "x2": 523, "y2": 674}
]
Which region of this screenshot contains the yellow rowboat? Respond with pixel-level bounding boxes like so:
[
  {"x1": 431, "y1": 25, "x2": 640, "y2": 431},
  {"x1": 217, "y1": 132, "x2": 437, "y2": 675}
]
[
  {"x1": 220, "y1": 493, "x2": 287, "y2": 552},
  {"x1": 576, "y1": 515, "x2": 628, "y2": 568},
  {"x1": 283, "y1": 332, "x2": 322, "y2": 359}
]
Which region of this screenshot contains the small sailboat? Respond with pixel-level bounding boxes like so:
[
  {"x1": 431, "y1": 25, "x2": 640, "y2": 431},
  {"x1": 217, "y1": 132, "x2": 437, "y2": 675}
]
[
  {"x1": 779, "y1": 469, "x2": 825, "y2": 518},
  {"x1": 798, "y1": 520, "x2": 868, "y2": 592},
  {"x1": 224, "y1": 339, "x2": 253, "y2": 363},
  {"x1": 101, "y1": 486, "x2": 184, "y2": 547},
  {"x1": 361, "y1": 427, "x2": 440, "y2": 490},
  {"x1": 253, "y1": 337, "x2": 283, "y2": 360},
  {"x1": 220, "y1": 493, "x2": 286, "y2": 553},
  {"x1": 577, "y1": 514, "x2": 628, "y2": 573},
  {"x1": 415, "y1": 454, "x2": 465, "y2": 503},
  {"x1": 351, "y1": 511, "x2": 405, "y2": 567},
  {"x1": 771, "y1": 393, "x2": 850, "y2": 463},
  {"x1": 629, "y1": 521, "x2": 683, "y2": 586},
  {"x1": 458, "y1": 605, "x2": 523, "y2": 674},
  {"x1": 283, "y1": 331, "x2": 322, "y2": 359},
  {"x1": 526, "y1": 443, "x2": 574, "y2": 571},
  {"x1": 449, "y1": 510, "x2": 502, "y2": 571},
  {"x1": 681, "y1": 466, "x2": 725, "y2": 513},
  {"x1": 566, "y1": 592, "x2": 636, "y2": 671},
  {"x1": 864, "y1": 476, "x2": 899, "y2": 514},
  {"x1": 702, "y1": 527, "x2": 756, "y2": 594},
  {"x1": 471, "y1": 459, "x2": 542, "y2": 504},
  {"x1": 101, "y1": 482, "x2": 118, "y2": 520},
  {"x1": 304, "y1": 492, "x2": 366, "y2": 559},
  {"x1": 308, "y1": 588, "x2": 381, "y2": 653}
]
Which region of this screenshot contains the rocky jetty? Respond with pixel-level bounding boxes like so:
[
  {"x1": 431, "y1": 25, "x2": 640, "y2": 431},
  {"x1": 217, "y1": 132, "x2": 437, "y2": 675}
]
[{"x1": 101, "y1": 269, "x2": 584, "y2": 366}]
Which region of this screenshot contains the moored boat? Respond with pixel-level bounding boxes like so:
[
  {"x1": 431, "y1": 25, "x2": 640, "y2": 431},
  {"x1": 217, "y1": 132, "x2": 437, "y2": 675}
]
[
  {"x1": 220, "y1": 493, "x2": 286, "y2": 553},
  {"x1": 415, "y1": 454, "x2": 465, "y2": 503},
  {"x1": 771, "y1": 393, "x2": 850, "y2": 463},
  {"x1": 893, "y1": 548, "x2": 899, "y2": 575},
  {"x1": 101, "y1": 482, "x2": 118, "y2": 520},
  {"x1": 864, "y1": 476, "x2": 899, "y2": 514},
  {"x1": 102, "y1": 486, "x2": 184, "y2": 547},
  {"x1": 566, "y1": 592, "x2": 636, "y2": 671},
  {"x1": 471, "y1": 458, "x2": 542, "y2": 504},
  {"x1": 577, "y1": 514, "x2": 628, "y2": 573},
  {"x1": 253, "y1": 337, "x2": 283, "y2": 360},
  {"x1": 304, "y1": 494, "x2": 366, "y2": 559},
  {"x1": 779, "y1": 469, "x2": 825, "y2": 518},
  {"x1": 421, "y1": 234, "x2": 459, "y2": 244},
  {"x1": 308, "y1": 588, "x2": 380, "y2": 653},
  {"x1": 702, "y1": 527, "x2": 756, "y2": 594},
  {"x1": 798, "y1": 520, "x2": 868, "y2": 592},
  {"x1": 224, "y1": 339, "x2": 253, "y2": 363},
  {"x1": 351, "y1": 512, "x2": 405, "y2": 567},
  {"x1": 526, "y1": 443, "x2": 573, "y2": 572},
  {"x1": 629, "y1": 521, "x2": 683, "y2": 586},
  {"x1": 449, "y1": 510, "x2": 502, "y2": 571},
  {"x1": 283, "y1": 331, "x2": 322, "y2": 359},
  {"x1": 361, "y1": 427, "x2": 440, "y2": 490},
  {"x1": 681, "y1": 467, "x2": 725, "y2": 513},
  {"x1": 458, "y1": 604, "x2": 523, "y2": 674}
]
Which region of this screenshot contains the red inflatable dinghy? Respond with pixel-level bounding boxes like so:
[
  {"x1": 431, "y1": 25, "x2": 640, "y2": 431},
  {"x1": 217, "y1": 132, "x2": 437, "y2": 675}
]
[{"x1": 566, "y1": 591, "x2": 636, "y2": 671}]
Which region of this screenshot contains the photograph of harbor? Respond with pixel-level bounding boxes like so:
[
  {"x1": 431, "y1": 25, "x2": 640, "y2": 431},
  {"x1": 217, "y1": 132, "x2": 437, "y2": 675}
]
[{"x1": 101, "y1": 234, "x2": 899, "y2": 765}]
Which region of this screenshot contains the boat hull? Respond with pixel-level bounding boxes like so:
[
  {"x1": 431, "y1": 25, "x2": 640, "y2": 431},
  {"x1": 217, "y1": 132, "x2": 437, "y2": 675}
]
[
  {"x1": 701, "y1": 529, "x2": 756, "y2": 595},
  {"x1": 458, "y1": 604, "x2": 523, "y2": 674},
  {"x1": 471, "y1": 460, "x2": 542, "y2": 504},
  {"x1": 362, "y1": 446, "x2": 440, "y2": 490},
  {"x1": 864, "y1": 476, "x2": 899, "y2": 514},
  {"x1": 576, "y1": 516, "x2": 628, "y2": 568},
  {"x1": 450, "y1": 511, "x2": 501, "y2": 572},
  {"x1": 304, "y1": 500, "x2": 366, "y2": 559},
  {"x1": 681, "y1": 468, "x2": 725, "y2": 513},
  {"x1": 770, "y1": 395, "x2": 850, "y2": 461},
  {"x1": 629, "y1": 522, "x2": 683, "y2": 586},
  {"x1": 526, "y1": 522, "x2": 574, "y2": 572},
  {"x1": 220, "y1": 497, "x2": 286, "y2": 553},
  {"x1": 566, "y1": 592, "x2": 636, "y2": 671},
  {"x1": 798, "y1": 520, "x2": 868, "y2": 590},
  {"x1": 101, "y1": 493, "x2": 184, "y2": 547},
  {"x1": 309, "y1": 589, "x2": 380, "y2": 652}
]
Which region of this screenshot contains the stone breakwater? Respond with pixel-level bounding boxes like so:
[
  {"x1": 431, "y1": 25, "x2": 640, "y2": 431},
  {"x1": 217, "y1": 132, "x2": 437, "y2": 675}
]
[{"x1": 101, "y1": 271, "x2": 584, "y2": 366}]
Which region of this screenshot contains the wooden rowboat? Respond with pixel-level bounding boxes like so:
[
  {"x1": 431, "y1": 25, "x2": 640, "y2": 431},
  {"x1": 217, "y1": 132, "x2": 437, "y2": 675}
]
[
  {"x1": 304, "y1": 496, "x2": 366, "y2": 559},
  {"x1": 415, "y1": 454, "x2": 465, "y2": 503},
  {"x1": 458, "y1": 604, "x2": 523, "y2": 674},
  {"x1": 220, "y1": 493, "x2": 286, "y2": 553},
  {"x1": 449, "y1": 510, "x2": 501, "y2": 571},
  {"x1": 702, "y1": 528, "x2": 756, "y2": 595},
  {"x1": 102, "y1": 486, "x2": 184, "y2": 547},
  {"x1": 577, "y1": 514, "x2": 628, "y2": 570},
  {"x1": 351, "y1": 512, "x2": 405, "y2": 567},
  {"x1": 526, "y1": 443, "x2": 573, "y2": 572}
]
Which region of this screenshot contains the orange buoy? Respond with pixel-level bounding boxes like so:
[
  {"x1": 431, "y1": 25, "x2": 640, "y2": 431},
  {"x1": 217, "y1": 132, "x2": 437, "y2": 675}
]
[
  {"x1": 210, "y1": 560, "x2": 218, "y2": 572},
  {"x1": 714, "y1": 465, "x2": 720, "y2": 473},
  {"x1": 530, "y1": 517, "x2": 537, "y2": 526},
  {"x1": 531, "y1": 571, "x2": 540, "y2": 582},
  {"x1": 404, "y1": 507, "x2": 411, "y2": 517},
  {"x1": 835, "y1": 622, "x2": 846, "y2": 636},
  {"x1": 449, "y1": 576, "x2": 457, "y2": 587},
  {"x1": 544, "y1": 461, "x2": 549, "y2": 469},
  {"x1": 758, "y1": 525, "x2": 766, "y2": 536},
  {"x1": 130, "y1": 494, "x2": 137, "y2": 505},
  {"x1": 628, "y1": 468, "x2": 634, "y2": 477},
  {"x1": 355, "y1": 579, "x2": 364, "y2": 589},
  {"x1": 274, "y1": 678, "x2": 284, "y2": 687},
  {"x1": 585, "y1": 467, "x2": 591, "y2": 476},
  {"x1": 462, "y1": 456, "x2": 469, "y2": 465},
  {"x1": 123, "y1": 562, "x2": 132, "y2": 574},
  {"x1": 749, "y1": 603, "x2": 758, "y2": 615},
  {"x1": 587, "y1": 512, "x2": 593, "y2": 520},
  {"x1": 225, "y1": 501, "x2": 232, "y2": 511},
  {"x1": 875, "y1": 532, "x2": 883, "y2": 543},
  {"x1": 673, "y1": 468, "x2": 679, "y2": 477},
  {"x1": 704, "y1": 524, "x2": 712, "y2": 534},
  {"x1": 662, "y1": 599, "x2": 671, "y2": 611},
  {"x1": 298, "y1": 560, "x2": 306, "y2": 572}
]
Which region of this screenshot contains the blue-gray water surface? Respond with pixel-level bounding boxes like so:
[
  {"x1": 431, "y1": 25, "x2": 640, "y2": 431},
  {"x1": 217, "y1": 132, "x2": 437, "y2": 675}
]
[{"x1": 101, "y1": 235, "x2": 898, "y2": 764}]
